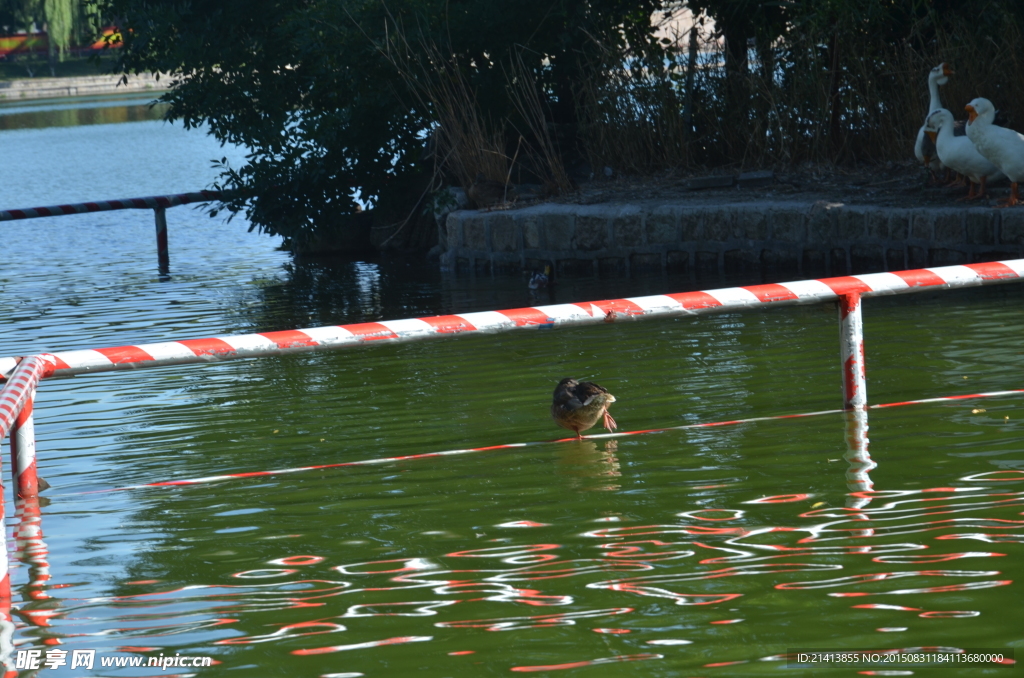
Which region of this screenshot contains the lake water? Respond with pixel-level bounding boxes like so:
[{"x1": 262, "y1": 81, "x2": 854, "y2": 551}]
[{"x1": 1, "y1": 94, "x2": 1022, "y2": 676}]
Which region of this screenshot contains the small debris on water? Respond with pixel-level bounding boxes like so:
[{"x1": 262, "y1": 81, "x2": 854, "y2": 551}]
[
  {"x1": 972, "y1": 409, "x2": 986, "y2": 414},
  {"x1": 811, "y1": 502, "x2": 827, "y2": 509}
]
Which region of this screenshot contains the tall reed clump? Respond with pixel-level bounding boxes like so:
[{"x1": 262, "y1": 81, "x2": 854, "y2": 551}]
[
  {"x1": 575, "y1": 4, "x2": 1024, "y2": 173},
  {"x1": 376, "y1": 19, "x2": 574, "y2": 198}
]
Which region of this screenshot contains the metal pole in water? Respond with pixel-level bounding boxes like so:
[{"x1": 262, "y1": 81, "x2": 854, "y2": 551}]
[
  {"x1": 154, "y1": 207, "x2": 169, "y2": 272},
  {"x1": 9, "y1": 390, "x2": 41, "y2": 498},
  {"x1": 839, "y1": 292, "x2": 867, "y2": 410},
  {"x1": 0, "y1": 461, "x2": 11, "y2": 677}
]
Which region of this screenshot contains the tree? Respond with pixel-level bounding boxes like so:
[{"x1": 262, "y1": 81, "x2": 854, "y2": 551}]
[{"x1": 99, "y1": 0, "x2": 666, "y2": 249}]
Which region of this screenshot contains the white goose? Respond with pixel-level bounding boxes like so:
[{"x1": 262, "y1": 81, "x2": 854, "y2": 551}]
[
  {"x1": 913, "y1": 63, "x2": 954, "y2": 175},
  {"x1": 965, "y1": 97, "x2": 1024, "y2": 207},
  {"x1": 925, "y1": 108, "x2": 1004, "y2": 200}
]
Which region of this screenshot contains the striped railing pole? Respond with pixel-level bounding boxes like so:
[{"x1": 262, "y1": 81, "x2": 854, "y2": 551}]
[
  {"x1": 839, "y1": 292, "x2": 867, "y2": 410},
  {"x1": 0, "y1": 489, "x2": 10, "y2": 678},
  {"x1": 3, "y1": 260, "x2": 1022, "y2": 386},
  {"x1": 1, "y1": 357, "x2": 54, "y2": 498}
]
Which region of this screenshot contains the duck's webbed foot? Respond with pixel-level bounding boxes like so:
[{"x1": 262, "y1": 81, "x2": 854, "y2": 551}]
[{"x1": 603, "y1": 411, "x2": 618, "y2": 432}]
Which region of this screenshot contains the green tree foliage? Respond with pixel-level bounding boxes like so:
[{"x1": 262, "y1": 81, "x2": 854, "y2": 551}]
[{"x1": 100, "y1": 0, "x2": 664, "y2": 246}]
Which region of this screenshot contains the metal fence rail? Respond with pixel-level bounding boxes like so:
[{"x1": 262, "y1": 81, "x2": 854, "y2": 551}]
[{"x1": 0, "y1": 190, "x2": 227, "y2": 271}]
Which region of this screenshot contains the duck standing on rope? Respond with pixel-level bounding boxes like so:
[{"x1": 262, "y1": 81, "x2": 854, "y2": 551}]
[{"x1": 551, "y1": 378, "x2": 617, "y2": 439}]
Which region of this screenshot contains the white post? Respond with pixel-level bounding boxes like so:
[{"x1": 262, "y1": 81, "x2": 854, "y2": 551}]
[{"x1": 839, "y1": 292, "x2": 867, "y2": 410}]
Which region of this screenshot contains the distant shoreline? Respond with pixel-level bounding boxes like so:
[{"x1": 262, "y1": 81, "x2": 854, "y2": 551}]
[{"x1": 0, "y1": 72, "x2": 168, "y2": 102}]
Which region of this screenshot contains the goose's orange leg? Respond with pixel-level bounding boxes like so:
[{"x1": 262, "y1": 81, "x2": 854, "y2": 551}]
[{"x1": 996, "y1": 182, "x2": 1021, "y2": 208}]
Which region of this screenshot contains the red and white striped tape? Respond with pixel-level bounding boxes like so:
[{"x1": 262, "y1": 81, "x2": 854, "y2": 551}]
[
  {"x1": 3, "y1": 260, "x2": 1023, "y2": 381},
  {"x1": 79, "y1": 387, "x2": 1024, "y2": 494},
  {"x1": 0, "y1": 190, "x2": 223, "y2": 221}
]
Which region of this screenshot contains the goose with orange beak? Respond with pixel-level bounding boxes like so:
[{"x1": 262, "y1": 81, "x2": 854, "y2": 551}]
[
  {"x1": 965, "y1": 98, "x2": 1024, "y2": 207},
  {"x1": 925, "y1": 108, "x2": 1004, "y2": 200},
  {"x1": 914, "y1": 63, "x2": 956, "y2": 178}
]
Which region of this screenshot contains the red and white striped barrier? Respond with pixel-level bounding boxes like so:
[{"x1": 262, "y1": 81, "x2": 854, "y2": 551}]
[
  {"x1": 0, "y1": 356, "x2": 55, "y2": 498},
  {"x1": 3, "y1": 260, "x2": 1023, "y2": 381},
  {"x1": 0, "y1": 190, "x2": 223, "y2": 222}
]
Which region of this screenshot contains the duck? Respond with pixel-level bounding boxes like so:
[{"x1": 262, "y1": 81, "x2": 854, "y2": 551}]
[
  {"x1": 551, "y1": 378, "x2": 617, "y2": 439},
  {"x1": 528, "y1": 264, "x2": 552, "y2": 291},
  {"x1": 914, "y1": 64, "x2": 953, "y2": 177},
  {"x1": 925, "y1": 108, "x2": 1004, "y2": 200},
  {"x1": 467, "y1": 172, "x2": 518, "y2": 209},
  {"x1": 965, "y1": 98, "x2": 1024, "y2": 207}
]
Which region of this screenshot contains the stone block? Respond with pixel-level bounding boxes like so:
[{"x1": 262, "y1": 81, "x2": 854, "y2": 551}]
[
  {"x1": 929, "y1": 248, "x2": 967, "y2": 266},
  {"x1": 696, "y1": 251, "x2": 720, "y2": 275},
  {"x1": 613, "y1": 214, "x2": 643, "y2": 246},
  {"x1": 492, "y1": 253, "x2": 522, "y2": 273},
  {"x1": 463, "y1": 215, "x2": 488, "y2": 250},
  {"x1": 688, "y1": 174, "x2": 735, "y2": 190},
  {"x1": 866, "y1": 210, "x2": 889, "y2": 239},
  {"x1": 761, "y1": 248, "x2": 799, "y2": 270},
  {"x1": 455, "y1": 256, "x2": 470, "y2": 271},
  {"x1": 886, "y1": 248, "x2": 905, "y2": 270},
  {"x1": 837, "y1": 209, "x2": 865, "y2": 240},
  {"x1": 703, "y1": 210, "x2": 733, "y2": 241},
  {"x1": 890, "y1": 213, "x2": 909, "y2": 240},
  {"x1": 850, "y1": 244, "x2": 885, "y2": 272},
  {"x1": 523, "y1": 216, "x2": 542, "y2": 249},
  {"x1": 543, "y1": 213, "x2": 575, "y2": 250},
  {"x1": 1000, "y1": 210, "x2": 1024, "y2": 244},
  {"x1": 447, "y1": 216, "x2": 463, "y2": 249},
  {"x1": 772, "y1": 209, "x2": 806, "y2": 242},
  {"x1": 802, "y1": 249, "x2": 827, "y2": 278},
  {"x1": 599, "y1": 257, "x2": 627, "y2": 276},
  {"x1": 734, "y1": 209, "x2": 768, "y2": 240},
  {"x1": 646, "y1": 209, "x2": 679, "y2": 244},
  {"x1": 738, "y1": 170, "x2": 775, "y2": 188},
  {"x1": 829, "y1": 248, "x2": 848, "y2": 275},
  {"x1": 629, "y1": 252, "x2": 662, "y2": 272},
  {"x1": 525, "y1": 257, "x2": 552, "y2": 273},
  {"x1": 973, "y1": 250, "x2": 1019, "y2": 262},
  {"x1": 911, "y1": 213, "x2": 932, "y2": 240},
  {"x1": 908, "y1": 246, "x2": 928, "y2": 268},
  {"x1": 489, "y1": 214, "x2": 520, "y2": 252},
  {"x1": 807, "y1": 203, "x2": 835, "y2": 243},
  {"x1": 557, "y1": 258, "x2": 596, "y2": 277},
  {"x1": 679, "y1": 210, "x2": 701, "y2": 241},
  {"x1": 724, "y1": 248, "x2": 760, "y2": 273},
  {"x1": 933, "y1": 212, "x2": 963, "y2": 244},
  {"x1": 666, "y1": 250, "x2": 690, "y2": 273},
  {"x1": 473, "y1": 258, "x2": 491, "y2": 275},
  {"x1": 966, "y1": 211, "x2": 994, "y2": 245},
  {"x1": 574, "y1": 215, "x2": 608, "y2": 250}
]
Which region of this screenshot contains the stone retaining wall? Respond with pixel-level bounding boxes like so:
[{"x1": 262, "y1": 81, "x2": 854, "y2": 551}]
[
  {"x1": 440, "y1": 200, "x2": 1024, "y2": 277},
  {"x1": 0, "y1": 73, "x2": 168, "y2": 101}
]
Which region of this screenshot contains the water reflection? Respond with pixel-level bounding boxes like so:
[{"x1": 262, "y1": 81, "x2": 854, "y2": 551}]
[
  {"x1": 554, "y1": 439, "x2": 621, "y2": 492},
  {"x1": 0, "y1": 97, "x2": 168, "y2": 131}
]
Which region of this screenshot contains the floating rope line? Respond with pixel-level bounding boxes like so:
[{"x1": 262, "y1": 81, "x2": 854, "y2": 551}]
[{"x1": 65, "y1": 388, "x2": 1024, "y2": 496}]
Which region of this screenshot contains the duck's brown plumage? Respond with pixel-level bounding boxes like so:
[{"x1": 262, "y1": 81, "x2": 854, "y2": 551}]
[{"x1": 551, "y1": 378, "x2": 617, "y2": 439}]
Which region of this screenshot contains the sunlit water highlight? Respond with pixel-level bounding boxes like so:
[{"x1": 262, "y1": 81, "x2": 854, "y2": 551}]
[{"x1": 1, "y1": 100, "x2": 1023, "y2": 676}]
